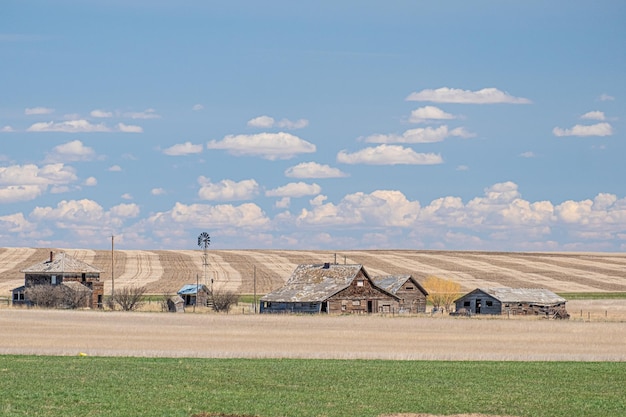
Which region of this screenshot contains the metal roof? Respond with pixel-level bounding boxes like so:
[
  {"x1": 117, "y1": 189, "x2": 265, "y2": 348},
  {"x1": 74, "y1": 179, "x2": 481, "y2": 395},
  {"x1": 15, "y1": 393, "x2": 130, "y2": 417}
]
[
  {"x1": 464, "y1": 288, "x2": 566, "y2": 304},
  {"x1": 21, "y1": 252, "x2": 102, "y2": 274},
  {"x1": 177, "y1": 284, "x2": 209, "y2": 295},
  {"x1": 372, "y1": 274, "x2": 428, "y2": 296},
  {"x1": 261, "y1": 264, "x2": 365, "y2": 302}
]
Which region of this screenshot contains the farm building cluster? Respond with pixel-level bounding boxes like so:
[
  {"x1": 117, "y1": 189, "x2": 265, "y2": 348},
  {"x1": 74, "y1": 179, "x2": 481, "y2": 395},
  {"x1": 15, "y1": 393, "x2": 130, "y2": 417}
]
[{"x1": 8, "y1": 251, "x2": 570, "y2": 319}]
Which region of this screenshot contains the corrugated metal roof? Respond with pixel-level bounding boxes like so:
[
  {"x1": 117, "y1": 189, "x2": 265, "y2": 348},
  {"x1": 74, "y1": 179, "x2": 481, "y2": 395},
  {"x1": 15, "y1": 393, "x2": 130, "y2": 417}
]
[
  {"x1": 21, "y1": 252, "x2": 102, "y2": 274},
  {"x1": 371, "y1": 275, "x2": 414, "y2": 294},
  {"x1": 261, "y1": 264, "x2": 364, "y2": 302},
  {"x1": 478, "y1": 288, "x2": 566, "y2": 304},
  {"x1": 177, "y1": 284, "x2": 209, "y2": 295}
]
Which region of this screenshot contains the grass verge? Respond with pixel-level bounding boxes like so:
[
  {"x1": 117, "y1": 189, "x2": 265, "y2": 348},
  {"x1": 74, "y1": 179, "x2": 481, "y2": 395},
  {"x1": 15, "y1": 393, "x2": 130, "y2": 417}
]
[
  {"x1": 557, "y1": 292, "x2": 626, "y2": 300},
  {"x1": 1, "y1": 356, "x2": 624, "y2": 417}
]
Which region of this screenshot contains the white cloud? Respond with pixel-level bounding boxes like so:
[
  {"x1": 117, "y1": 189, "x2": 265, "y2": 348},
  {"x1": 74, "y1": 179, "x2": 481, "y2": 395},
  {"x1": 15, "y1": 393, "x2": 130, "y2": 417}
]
[
  {"x1": 456, "y1": 165, "x2": 469, "y2": 171},
  {"x1": 198, "y1": 177, "x2": 259, "y2": 201},
  {"x1": 266, "y1": 182, "x2": 321, "y2": 198},
  {"x1": 285, "y1": 162, "x2": 348, "y2": 178},
  {"x1": 247, "y1": 115, "x2": 308, "y2": 129},
  {"x1": 553, "y1": 122, "x2": 613, "y2": 137},
  {"x1": 364, "y1": 125, "x2": 474, "y2": 144},
  {"x1": 580, "y1": 111, "x2": 605, "y2": 121},
  {"x1": 275, "y1": 197, "x2": 290, "y2": 209},
  {"x1": 192, "y1": 104, "x2": 204, "y2": 111},
  {"x1": 1, "y1": 126, "x2": 15, "y2": 132},
  {"x1": 409, "y1": 106, "x2": 456, "y2": 123},
  {"x1": 207, "y1": 132, "x2": 316, "y2": 160},
  {"x1": 116, "y1": 123, "x2": 143, "y2": 133},
  {"x1": 121, "y1": 193, "x2": 133, "y2": 200},
  {"x1": 45, "y1": 140, "x2": 96, "y2": 163},
  {"x1": 519, "y1": 151, "x2": 536, "y2": 158},
  {"x1": 151, "y1": 188, "x2": 166, "y2": 195},
  {"x1": 31, "y1": 199, "x2": 105, "y2": 224},
  {"x1": 0, "y1": 185, "x2": 45, "y2": 203},
  {"x1": 163, "y1": 141, "x2": 203, "y2": 156},
  {"x1": 337, "y1": 145, "x2": 443, "y2": 165},
  {"x1": 147, "y1": 201, "x2": 270, "y2": 229},
  {"x1": 84, "y1": 177, "x2": 97, "y2": 186},
  {"x1": 406, "y1": 87, "x2": 531, "y2": 104},
  {"x1": 599, "y1": 93, "x2": 615, "y2": 101},
  {"x1": 27, "y1": 119, "x2": 110, "y2": 133},
  {"x1": 108, "y1": 165, "x2": 122, "y2": 172},
  {"x1": 0, "y1": 162, "x2": 79, "y2": 202},
  {"x1": 25, "y1": 107, "x2": 54, "y2": 115},
  {"x1": 247, "y1": 115, "x2": 275, "y2": 128},
  {"x1": 90, "y1": 109, "x2": 113, "y2": 118},
  {"x1": 110, "y1": 203, "x2": 140, "y2": 217},
  {"x1": 0, "y1": 213, "x2": 35, "y2": 233},
  {"x1": 123, "y1": 109, "x2": 160, "y2": 119}
]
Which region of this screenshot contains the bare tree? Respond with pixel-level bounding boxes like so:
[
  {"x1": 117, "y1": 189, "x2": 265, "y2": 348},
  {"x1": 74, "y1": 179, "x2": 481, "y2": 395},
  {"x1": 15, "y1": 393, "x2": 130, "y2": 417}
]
[
  {"x1": 210, "y1": 289, "x2": 238, "y2": 313},
  {"x1": 113, "y1": 285, "x2": 147, "y2": 311},
  {"x1": 25, "y1": 284, "x2": 90, "y2": 309},
  {"x1": 25, "y1": 285, "x2": 59, "y2": 308}
]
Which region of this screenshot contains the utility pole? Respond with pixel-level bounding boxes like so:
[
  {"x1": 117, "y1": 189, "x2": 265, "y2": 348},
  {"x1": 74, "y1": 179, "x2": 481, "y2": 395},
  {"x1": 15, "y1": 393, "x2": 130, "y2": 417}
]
[
  {"x1": 253, "y1": 265, "x2": 257, "y2": 314},
  {"x1": 111, "y1": 235, "x2": 115, "y2": 299}
]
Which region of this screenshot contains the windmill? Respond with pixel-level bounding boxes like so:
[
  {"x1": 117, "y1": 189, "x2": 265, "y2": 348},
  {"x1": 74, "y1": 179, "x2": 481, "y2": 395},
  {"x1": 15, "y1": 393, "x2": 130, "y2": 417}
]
[{"x1": 197, "y1": 232, "x2": 211, "y2": 292}]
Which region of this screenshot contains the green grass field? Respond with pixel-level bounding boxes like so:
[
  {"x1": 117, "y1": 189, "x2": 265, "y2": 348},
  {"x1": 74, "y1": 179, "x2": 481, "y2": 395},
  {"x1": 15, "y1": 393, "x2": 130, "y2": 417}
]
[{"x1": 1, "y1": 356, "x2": 624, "y2": 417}]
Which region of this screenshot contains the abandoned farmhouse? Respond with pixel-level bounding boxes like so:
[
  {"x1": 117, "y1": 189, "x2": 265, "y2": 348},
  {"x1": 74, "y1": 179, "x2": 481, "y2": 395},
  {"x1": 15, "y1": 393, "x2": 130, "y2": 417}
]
[
  {"x1": 454, "y1": 287, "x2": 570, "y2": 319},
  {"x1": 11, "y1": 251, "x2": 104, "y2": 309},
  {"x1": 260, "y1": 263, "x2": 429, "y2": 314}
]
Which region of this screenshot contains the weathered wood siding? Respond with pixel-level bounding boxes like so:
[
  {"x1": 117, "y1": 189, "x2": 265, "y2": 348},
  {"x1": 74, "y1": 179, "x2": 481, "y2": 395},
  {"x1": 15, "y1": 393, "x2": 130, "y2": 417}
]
[
  {"x1": 326, "y1": 270, "x2": 398, "y2": 314},
  {"x1": 455, "y1": 292, "x2": 502, "y2": 315},
  {"x1": 396, "y1": 280, "x2": 427, "y2": 313},
  {"x1": 259, "y1": 301, "x2": 321, "y2": 314}
]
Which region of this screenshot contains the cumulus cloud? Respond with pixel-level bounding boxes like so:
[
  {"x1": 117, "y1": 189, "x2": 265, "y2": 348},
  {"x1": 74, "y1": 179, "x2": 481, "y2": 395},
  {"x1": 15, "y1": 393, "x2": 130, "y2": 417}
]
[
  {"x1": 552, "y1": 122, "x2": 613, "y2": 137},
  {"x1": 337, "y1": 145, "x2": 443, "y2": 165},
  {"x1": 121, "y1": 193, "x2": 133, "y2": 200},
  {"x1": 207, "y1": 132, "x2": 316, "y2": 160},
  {"x1": 163, "y1": 141, "x2": 203, "y2": 156},
  {"x1": 1, "y1": 126, "x2": 15, "y2": 132},
  {"x1": 110, "y1": 203, "x2": 140, "y2": 217},
  {"x1": 108, "y1": 165, "x2": 122, "y2": 172},
  {"x1": 247, "y1": 115, "x2": 309, "y2": 130},
  {"x1": 598, "y1": 93, "x2": 615, "y2": 101},
  {"x1": 90, "y1": 109, "x2": 113, "y2": 118},
  {"x1": 84, "y1": 177, "x2": 97, "y2": 186},
  {"x1": 406, "y1": 87, "x2": 531, "y2": 104},
  {"x1": 147, "y1": 201, "x2": 270, "y2": 229},
  {"x1": 519, "y1": 151, "x2": 536, "y2": 158},
  {"x1": 25, "y1": 107, "x2": 54, "y2": 115},
  {"x1": 285, "y1": 162, "x2": 348, "y2": 178},
  {"x1": 275, "y1": 197, "x2": 290, "y2": 209},
  {"x1": 197, "y1": 177, "x2": 259, "y2": 201},
  {"x1": 409, "y1": 106, "x2": 456, "y2": 123},
  {"x1": 151, "y1": 188, "x2": 166, "y2": 195},
  {"x1": 0, "y1": 163, "x2": 77, "y2": 202},
  {"x1": 25, "y1": 119, "x2": 142, "y2": 133},
  {"x1": 580, "y1": 111, "x2": 605, "y2": 121},
  {"x1": 364, "y1": 125, "x2": 474, "y2": 144},
  {"x1": 192, "y1": 104, "x2": 204, "y2": 111},
  {"x1": 45, "y1": 140, "x2": 96, "y2": 163},
  {"x1": 266, "y1": 182, "x2": 321, "y2": 198}
]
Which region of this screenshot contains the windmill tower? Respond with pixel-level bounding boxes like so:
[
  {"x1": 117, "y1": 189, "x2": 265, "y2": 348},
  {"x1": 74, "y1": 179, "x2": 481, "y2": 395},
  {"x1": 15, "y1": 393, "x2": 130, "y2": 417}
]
[{"x1": 197, "y1": 232, "x2": 211, "y2": 292}]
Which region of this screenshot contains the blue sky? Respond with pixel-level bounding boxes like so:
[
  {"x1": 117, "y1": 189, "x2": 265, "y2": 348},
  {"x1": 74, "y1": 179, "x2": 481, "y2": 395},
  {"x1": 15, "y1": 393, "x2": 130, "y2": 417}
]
[{"x1": 1, "y1": 0, "x2": 625, "y2": 251}]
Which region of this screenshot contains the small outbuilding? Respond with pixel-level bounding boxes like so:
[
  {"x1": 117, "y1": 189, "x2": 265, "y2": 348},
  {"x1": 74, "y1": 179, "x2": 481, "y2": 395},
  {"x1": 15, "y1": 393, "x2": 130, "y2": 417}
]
[
  {"x1": 454, "y1": 288, "x2": 569, "y2": 319},
  {"x1": 260, "y1": 263, "x2": 427, "y2": 314},
  {"x1": 177, "y1": 284, "x2": 210, "y2": 306}
]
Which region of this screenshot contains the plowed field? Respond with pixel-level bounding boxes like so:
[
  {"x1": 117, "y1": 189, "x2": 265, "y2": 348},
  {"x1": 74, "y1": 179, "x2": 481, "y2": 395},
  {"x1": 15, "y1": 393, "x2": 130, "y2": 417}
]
[{"x1": 1, "y1": 248, "x2": 625, "y2": 296}]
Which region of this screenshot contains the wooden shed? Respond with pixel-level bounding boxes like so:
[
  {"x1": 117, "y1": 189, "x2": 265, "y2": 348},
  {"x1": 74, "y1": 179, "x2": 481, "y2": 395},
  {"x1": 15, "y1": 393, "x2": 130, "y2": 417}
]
[
  {"x1": 454, "y1": 288, "x2": 569, "y2": 319},
  {"x1": 260, "y1": 263, "x2": 425, "y2": 314},
  {"x1": 13, "y1": 251, "x2": 104, "y2": 309},
  {"x1": 177, "y1": 284, "x2": 210, "y2": 306}
]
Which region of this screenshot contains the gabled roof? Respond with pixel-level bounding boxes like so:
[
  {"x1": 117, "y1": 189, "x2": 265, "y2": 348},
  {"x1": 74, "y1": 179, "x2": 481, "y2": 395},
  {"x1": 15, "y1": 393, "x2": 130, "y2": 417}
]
[
  {"x1": 458, "y1": 288, "x2": 566, "y2": 305},
  {"x1": 372, "y1": 274, "x2": 428, "y2": 296},
  {"x1": 261, "y1": 264, "x2": 368, "y2": 302},
  {"x1": 177, "y1": 284, "x2": 209, "y2": 295},
  {"x1": 21, "y1": 252, "x2": 102, "y2": 274}
]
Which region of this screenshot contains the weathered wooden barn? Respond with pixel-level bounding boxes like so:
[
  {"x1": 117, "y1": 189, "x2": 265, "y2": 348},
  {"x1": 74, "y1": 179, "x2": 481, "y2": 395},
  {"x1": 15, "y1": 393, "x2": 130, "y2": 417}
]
[
  {"x1": 260, "y1": 263, "x2": 428, "y2": 314},
  {"x1": 454, "y1": 288, "x2": 569, "y2": 319},
  {"x1": 177, "y1": 284, "x2": 210, "y2": 306},
  {"x1": 12, "y1": 251, "x2": 104, "y2": 308}
]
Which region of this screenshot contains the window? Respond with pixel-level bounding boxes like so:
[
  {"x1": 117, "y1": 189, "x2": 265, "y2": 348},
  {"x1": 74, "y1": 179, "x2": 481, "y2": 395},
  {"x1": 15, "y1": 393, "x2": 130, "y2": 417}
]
[
  {"x1": 405, "y1": 286, "x2": 414, "y2": 290},
  {"x1": 486, "y1": 301, "x2": 493, "y2": 307},
  {"x1": 356, "y1": 280, "x2": 364, "y2": 287},
  {"x1": 51, "y1": 275, "x2": 57, "y2": 285},
  {"x1": 352, "y1": 300, "x2": 361, "y2": 306},
  {"x1": 464, "y1": 301, "x2": 470, "y2": 307}
]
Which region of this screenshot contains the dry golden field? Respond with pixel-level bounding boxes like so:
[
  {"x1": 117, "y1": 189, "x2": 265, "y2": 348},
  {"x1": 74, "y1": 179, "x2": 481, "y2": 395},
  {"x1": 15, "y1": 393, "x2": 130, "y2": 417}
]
[
  {"x1": 1, "y1": 247, "x2": 626, "y2": 297},
  {"x1": 0, "y1": 309, "x2": 624, "y2": 361}
]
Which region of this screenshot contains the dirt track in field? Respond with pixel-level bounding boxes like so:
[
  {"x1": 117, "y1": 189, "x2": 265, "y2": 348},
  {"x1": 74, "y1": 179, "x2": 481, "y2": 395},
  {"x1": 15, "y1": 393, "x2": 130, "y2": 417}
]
[
  {"x1": 1, "y1": 308, "x2": 624, "y2": 361},
  {"x1": 1, "y1": 248, "x2": 625, "y2": 296}
]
